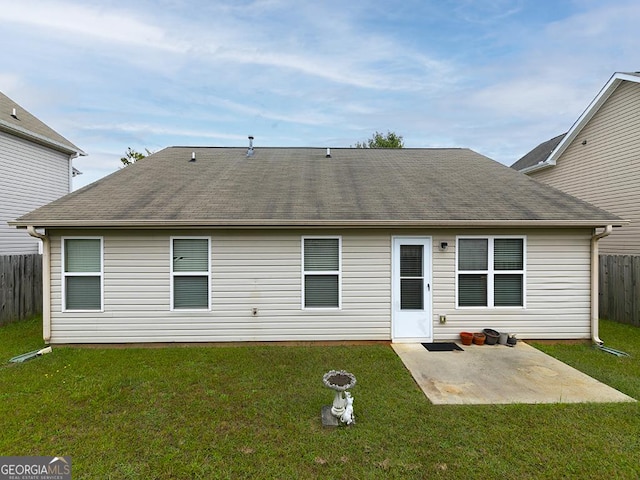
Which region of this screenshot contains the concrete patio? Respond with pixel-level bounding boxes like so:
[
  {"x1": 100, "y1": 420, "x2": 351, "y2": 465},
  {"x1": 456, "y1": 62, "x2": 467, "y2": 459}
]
[{"x1": 392, "y1": 341, "x2": 636, "y2": 405}]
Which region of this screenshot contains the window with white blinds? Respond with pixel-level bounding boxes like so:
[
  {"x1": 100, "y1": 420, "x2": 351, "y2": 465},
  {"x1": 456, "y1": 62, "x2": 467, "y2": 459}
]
[
  {"x1": 63, "y1": 237, "x2": 103, "y2": 311},
  {"x1": 302, "y1": 237, "x2": 341, "y2": 308},
  {"x1": 171, "y1": 237, "x2": 210, "y2": 310},
  {"x1": 457, "y1": 237, "x2": 525, "y2": 308}
]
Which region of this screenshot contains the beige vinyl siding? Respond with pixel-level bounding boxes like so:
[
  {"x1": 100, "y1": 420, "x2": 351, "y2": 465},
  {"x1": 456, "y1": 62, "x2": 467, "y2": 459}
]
[
  {"x1": 0, "y1": 131, "x2": 70, "y2": 254},
  {"x1": 48, "y1": 229, "x2": 391, "y2": 343},
  {"x1": 47, "y1": 227, "x2": 593, "y2": 343},
  {"x1": 431, "y1": 229, "x2": 592, "y2": 341},
  {"x1": 530, "y1": 81, "x2": 640, "y2": 254}
]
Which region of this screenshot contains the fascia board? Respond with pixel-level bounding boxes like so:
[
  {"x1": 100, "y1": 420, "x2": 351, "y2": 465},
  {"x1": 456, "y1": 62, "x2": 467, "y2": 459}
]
[
  {"x1": 10, "y1": 219, "x2": 628, "y2": 229},
  {"x1": 0, "y1": 119, "x2": 86, "y2": 156}
]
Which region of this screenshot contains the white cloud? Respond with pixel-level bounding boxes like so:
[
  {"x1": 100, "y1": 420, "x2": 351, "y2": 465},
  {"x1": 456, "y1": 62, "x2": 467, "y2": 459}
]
[
  {"x1": 0, "y1": 1, "x2": 186, "y2": 52},
  {"x1": 0, "y1": 73, "x2": 21, "y2": 92},
  {"x1": 437, "y1": 0, "x2": 640, "y2": 164},
  {"x1": 71, "y1": 149, "x2": 121, "y2": 190},
  {"x1": 1, "y1": 0, "x2": 454, "y2": 92},
  {"x1": 466, "y1": 79, "x2": 587, "y2": 119},
  {"x1": 450, "y1": 0, "x2": 524, "y2": 24},
  {"x1": 81, "y1": 123, "x2": 248, "y2": 141},
  {"x1": 546, "y1": 0, "x2": 640, "y2": 40},
  {"x1": 4, "y1": 0, "x2": 640, "y2": 183}
]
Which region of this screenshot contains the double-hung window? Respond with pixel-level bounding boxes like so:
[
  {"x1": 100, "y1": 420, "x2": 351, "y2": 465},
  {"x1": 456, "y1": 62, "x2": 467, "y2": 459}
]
[
  {"x1": 457, "y1": 237, "x2": 525, "y2": 308},
  {"x1": 171, "y1": 237, "x2": 210, "y2": 310},
  {"x1": 63, "y1": 237, "x2": 103, "y2": 311},
  {"x1": 302, "y1": 236, "x2": 341, "y2": 309}
]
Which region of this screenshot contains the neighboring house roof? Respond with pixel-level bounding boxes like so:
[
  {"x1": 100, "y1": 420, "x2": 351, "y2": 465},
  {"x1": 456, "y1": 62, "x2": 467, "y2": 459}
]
[
  {"x1": 511, "y1": 133, "x2": 566, "y2": 171},
  {"x1": 12, "y1": 147, "x2": 621, "y2": 229},
  {"x1": 511, "y1": 72, "x2": 640, "y2": 174},
  {"x1": 0, "y1": 91, "x2": 85, "y2": 156}
]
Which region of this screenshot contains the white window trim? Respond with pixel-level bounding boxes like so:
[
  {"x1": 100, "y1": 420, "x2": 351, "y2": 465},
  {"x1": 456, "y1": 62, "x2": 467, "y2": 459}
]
[
  {"x1": 455, "y1": 235, "x2": 526, "y2": 309},
  {"x1": 170, "y1": 236, "x2": 211, "y2": 312},
  {"x1": 301, "y1": 235, "x2": 342, "y2": 310},
  {"x1": 61, "y1": 236, "x2": 104, "y2": 312}
]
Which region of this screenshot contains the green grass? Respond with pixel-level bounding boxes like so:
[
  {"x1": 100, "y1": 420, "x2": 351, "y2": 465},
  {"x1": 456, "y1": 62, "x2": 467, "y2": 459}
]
[
  {"x1": 532, "y1": 319, "x2": 640, "y2": 400},
  {"x1": 1, "y1": 317, "x2": 639, "y2": 479}
]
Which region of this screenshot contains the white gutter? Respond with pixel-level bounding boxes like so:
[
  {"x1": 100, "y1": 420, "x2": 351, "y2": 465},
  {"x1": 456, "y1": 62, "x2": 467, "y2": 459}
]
[
  {"x1": 27, "y1": 226, "x2": 51, "y2": 343},
  {"x1": 591, "y1": 225, "x2": 612, "y2": 345},
  {"x1": 10, "y1": 218, "x2": 627, "y2": 229},
  {"x1": 519, "y1": 161, "x2": 554, "y2": 175}
]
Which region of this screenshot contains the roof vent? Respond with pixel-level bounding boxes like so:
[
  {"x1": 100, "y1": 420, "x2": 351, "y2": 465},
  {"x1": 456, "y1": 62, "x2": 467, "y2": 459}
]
[
  {"x1": 246, "y1": 136, "x2": 254, "y2": 157},
  {"x1": 190, "y1": 151, "x2": 196, "y2": 162},
  {"x1": 326, "y1": 147, "x2": 331, "y2": 158},
  {"x1": 11, "y1": 108, "x2": 17, "y2": 119}
]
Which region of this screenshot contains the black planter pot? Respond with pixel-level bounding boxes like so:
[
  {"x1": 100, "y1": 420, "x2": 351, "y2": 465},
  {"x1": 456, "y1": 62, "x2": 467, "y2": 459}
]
[{"x1": 483, "y1": 328, "x2": 500, "y2": 345}]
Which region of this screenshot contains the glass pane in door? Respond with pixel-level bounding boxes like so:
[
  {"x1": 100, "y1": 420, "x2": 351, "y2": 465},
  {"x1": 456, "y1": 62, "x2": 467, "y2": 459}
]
[{"x1": 400, "y1": 245, "x2": 423, "y2": 309}]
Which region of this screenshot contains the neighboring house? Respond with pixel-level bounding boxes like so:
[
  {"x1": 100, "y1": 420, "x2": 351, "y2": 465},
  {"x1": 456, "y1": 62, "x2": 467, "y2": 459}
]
[
  {"x1": 0, "y1": 92, "x2": 85, "y2": 254},
  {"x1": 512, "y1": 71, "x2": 640, "y2": 255},
  {"x1": 11, "y1": 146, "x2": 621, "y2": 344}
]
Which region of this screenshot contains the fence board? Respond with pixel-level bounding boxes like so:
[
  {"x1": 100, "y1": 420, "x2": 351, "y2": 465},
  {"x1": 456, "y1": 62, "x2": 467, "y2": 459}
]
[
  {"x1": 599, "y1": 254, "x2": 640, "y2": 326},
  {"x1": 0, "y1": 254, "x2": 43, "y2": 325}
]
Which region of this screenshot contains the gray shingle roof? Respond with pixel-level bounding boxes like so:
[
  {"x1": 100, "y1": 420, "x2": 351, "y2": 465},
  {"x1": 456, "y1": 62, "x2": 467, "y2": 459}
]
[
  {"x1": 511, "y1": 133, "x2": 565, "y2": 171},
  {"x1": 13, "y1": 147, "x2": 621, "y2": 228},
  {"x1": 0, "y1": 91, "x2": 84, "y2": 155}
]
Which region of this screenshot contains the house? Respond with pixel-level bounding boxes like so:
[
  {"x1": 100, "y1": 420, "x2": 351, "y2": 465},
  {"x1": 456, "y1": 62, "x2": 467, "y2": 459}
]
[
  {"x1": 512, "y1": 72, "x2": 640, "y2": 255},
  {"x1": 11, "y1": 146, "x2": 621, "y2": 345},
  {"x1": 0, "y1": 91, "x2": 85, "y2": 254}
]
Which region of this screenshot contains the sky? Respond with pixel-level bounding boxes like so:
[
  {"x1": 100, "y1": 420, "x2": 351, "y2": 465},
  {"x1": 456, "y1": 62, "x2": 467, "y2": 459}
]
[{"x1": 1, "y1": 0, "x2": 640, "y2": 189}]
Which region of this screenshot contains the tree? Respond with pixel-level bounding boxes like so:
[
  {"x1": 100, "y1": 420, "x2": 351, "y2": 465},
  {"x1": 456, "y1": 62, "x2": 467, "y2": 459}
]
[
  {"x1": 354, "y1": 131, "x2": 404, "y2": 148},
  {"x1": 120, "y1": 147, "x2": 152, "y2": 167}
]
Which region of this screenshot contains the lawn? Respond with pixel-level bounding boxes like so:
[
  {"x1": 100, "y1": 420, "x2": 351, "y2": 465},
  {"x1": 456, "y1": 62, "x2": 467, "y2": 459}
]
[{"x1": 1, "y1": 318, "x2": 639, "y2": 479}]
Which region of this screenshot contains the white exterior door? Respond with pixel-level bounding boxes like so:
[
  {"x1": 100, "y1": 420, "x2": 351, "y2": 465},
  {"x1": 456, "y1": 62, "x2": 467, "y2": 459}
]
[{"x1": 392, "y1": 237, "x2": 432, "y2": 342}]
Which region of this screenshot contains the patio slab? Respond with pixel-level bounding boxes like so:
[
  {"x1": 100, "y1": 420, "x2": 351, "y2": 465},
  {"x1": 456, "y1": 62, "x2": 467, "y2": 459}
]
[{"x1": 392, "y1": 341, "x2": 636, "y2": 405}]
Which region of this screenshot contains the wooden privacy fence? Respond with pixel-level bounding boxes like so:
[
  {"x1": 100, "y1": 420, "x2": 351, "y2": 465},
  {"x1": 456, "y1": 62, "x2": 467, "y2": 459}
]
[
  {"x1": 599, "y1": 254, "x2": 640, "y2": 327},
  {"x1": 0, "y1": 254, "x2": 43, "y2": 325}
]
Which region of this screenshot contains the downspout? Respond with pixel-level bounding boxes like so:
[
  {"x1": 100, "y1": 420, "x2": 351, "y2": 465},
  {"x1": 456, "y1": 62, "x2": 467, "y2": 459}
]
[
  {"x1": 27, "y1": 226, "x2": 51, "y2": 343},
  {"x1": 591, "y1": 225, "x2": 612, "y2": 345}
]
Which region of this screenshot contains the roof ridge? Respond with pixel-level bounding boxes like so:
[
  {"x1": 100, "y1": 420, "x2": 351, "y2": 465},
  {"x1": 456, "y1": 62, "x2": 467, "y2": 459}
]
[{"x1": 168, "y1": 146, "x2": 468, "y2": 150}]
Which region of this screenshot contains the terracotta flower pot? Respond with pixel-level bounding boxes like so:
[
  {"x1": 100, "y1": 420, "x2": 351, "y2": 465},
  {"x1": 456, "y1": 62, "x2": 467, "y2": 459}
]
[
  {"x1": 473, "y1": 332, "x2": 486, "y2": 345},
  {"x1": 460, "y1": 331, "x2": 473, "y2": 346}
]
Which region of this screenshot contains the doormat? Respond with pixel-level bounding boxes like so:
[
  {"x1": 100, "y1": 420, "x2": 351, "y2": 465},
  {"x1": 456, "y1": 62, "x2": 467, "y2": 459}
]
[{"x1": 422, "y1": 342, "x2": 463, "y2": 352}]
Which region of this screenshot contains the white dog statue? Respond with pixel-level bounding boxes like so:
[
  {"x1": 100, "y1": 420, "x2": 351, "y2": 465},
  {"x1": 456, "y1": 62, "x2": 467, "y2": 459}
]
[{"x1": 340, "y1": 392, "x2": 355, "y2": 425}]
